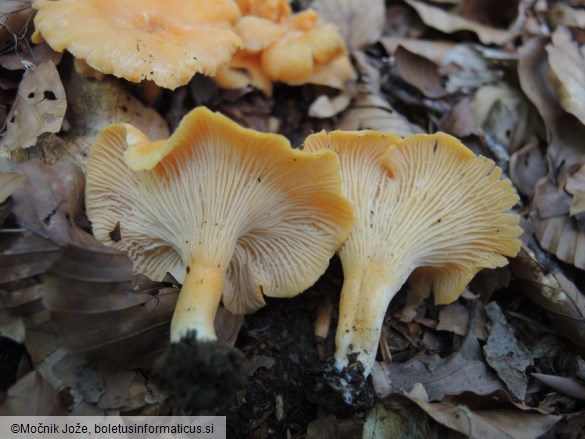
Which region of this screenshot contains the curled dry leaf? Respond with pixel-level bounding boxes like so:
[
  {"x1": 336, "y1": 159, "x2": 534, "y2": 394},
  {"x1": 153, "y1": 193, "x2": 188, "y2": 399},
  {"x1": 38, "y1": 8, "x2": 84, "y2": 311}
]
[
  {"x1": 471, "y1": 82, "x2": 539, "y2": 153},
  {"x1": 0, "y1": 371, "x2": 65, "y2": 416},
  {"x1": 338, "y1": 93, "x2": 420, "y2": 135},
  {"x1": 518, "y1": 37, "x2": 585, "y2": 269},
  {"x1": 565, "y1": 161, "x2": 585, "y2": 216},
  {"x1": 43, "y1": 241, "x2": 243, "y2": 370},
  {"x1": 394, "y1": 45, "x2": 447, "y2": 98},
  {"x1": 404, "y1": 0, "x2": 519, "y2": 45},
  {"x1": 510, "y1": 247, "x2": 585, "y2": 350},
  {"x1": 436, "y1": 302, "x2": 469, "y2": 336},
  {"x1": 509, "y1": 138, "x2": 547, "y2": 199},
  {"x1": 0, "y1": 0, "x2": 34, "y2": 54},
  {"x1": 371, "y1": 349, "x2": 504, "y2": 401},
  {"x1": 483, "y1": 302, "x2": 533, "y2": 401},
  {"x1": 546, "y1": 27, "x2": 585, "y2": 126},
  {"x1": 532, "y1": 373, "x2": 585, "y2": 401},
  {"x1": 311, "y1": 0, "x2": 385, "y2": 49},
  {"x1": 0, "y1": 160, "x2": 87, "y2": 318},
  {"x1": 397, "y1": 393, "x2": 562, "y2": 439},
  {"x1": 0, "y1": 171, "x2": 24, "y2": 225},
  {"x1": 0, "y1": 61, "x2": 66, "y2": 151},
  {"x1": 381, "y1": 37, "x2": 455, "y2": 65},
  {"x1": 40, "y1": 68, "x2": 169, "y2": 170}
]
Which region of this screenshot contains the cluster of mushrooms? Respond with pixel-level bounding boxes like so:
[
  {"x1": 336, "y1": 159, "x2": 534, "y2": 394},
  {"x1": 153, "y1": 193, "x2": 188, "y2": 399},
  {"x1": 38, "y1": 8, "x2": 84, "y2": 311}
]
[
  {"x1": 32, "y1": 0, "x2": 355, "y2": 95},
  {"x1": 85, "y1": 107, "x2": 522, "y2": 403},
  {"x1": 30, "y1": 0, "x2": 522, "y2": 403}
]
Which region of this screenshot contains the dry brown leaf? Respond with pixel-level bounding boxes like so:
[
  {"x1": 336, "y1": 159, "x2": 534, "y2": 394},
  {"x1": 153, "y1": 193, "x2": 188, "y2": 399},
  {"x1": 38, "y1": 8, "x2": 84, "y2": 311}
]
[
  {"x1": 483, "y1": 302, "x2": 532, "y2": 401},
  {"x1": 0, "y1": 0, "x2": 34, "y2": 54},
  {"x1": 518, "y1": 37, "x2": 585, "y2": 269},
  {"x1": 312, "y1": 0, "x2": 385, "y2": 49},
  {"x1": 400, "y1": 394, "x2": 561, "y2": 439},
  {"x1": 395, "y1": 45, "x2": 447, "y2": 98},
  {"x1": 381, "y1": 37, "x2": 455, "y2": 64},
  {"x1": 549, "y1": 4, "x2": 585, "y2": 30},
  {"x1": 0, "y1": 171, "x2": 23, "y2": 203},
  {"x1": 532, "y1": 373, "x2": 585, "y2": 401},
  {"x1": 509, "y1": 138, "x2": 547, "y2": 198},
  {"x1": 44, "y1": 241, "x2": 243, "y2": 369},
  {"x1": 565, "y1": 161, "x2": 585, "y2": 216},
  {"x1": 0, "y1": 62, "x2": 66, "y2": 151},
  {"x1": 440, "y1": 97, "x2": 481, "y2": 137},
  {"x1": 306, "y1": 413, "x2": 340, "y2": 439},
  {"x1": 437, "y1": 302, "x2": 469, "y2": 336},
  {"x1": 0, "y1": 43, "x2": 62, "y2": 71},
  {"x1": 0, "y1": 371, "x2": 65, "y2": 416},
  {"x1": 371, "y1": 349, "x2": 503, "y2": 401},
  {"x1": 0, "y1": 311, "x2": 25, "y2": 343},
  {"x1": 546, "y1": 27, "x2": 585, "y2": 126},
  {"x1": 39, "y1": 67, "x2": 169, "y2": 170},
  {"x1": 471, "y1": 82, "x2": 539, "y2": 153},
  {"x1": 338, "y1": 93, "x2": 420, "y2": 136},
  {"x1": 440, "y1": 45, "x2": 504, "y2": 94},
  {"x1": 404, "y1": 0, "x2": 518, "y2": 45},
  {"x1": 510, "y1": 247, "x2": 585, "y2": 350}
]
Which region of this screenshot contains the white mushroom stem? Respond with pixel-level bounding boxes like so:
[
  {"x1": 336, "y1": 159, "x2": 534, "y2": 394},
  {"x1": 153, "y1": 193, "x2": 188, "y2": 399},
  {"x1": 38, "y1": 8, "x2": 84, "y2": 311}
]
[
  {"x1": 170, "y1": 262, "x2": 227, "y2": 343},
  {"x1": 334, "y1": 262, "x2": 409, "y2": 377}
]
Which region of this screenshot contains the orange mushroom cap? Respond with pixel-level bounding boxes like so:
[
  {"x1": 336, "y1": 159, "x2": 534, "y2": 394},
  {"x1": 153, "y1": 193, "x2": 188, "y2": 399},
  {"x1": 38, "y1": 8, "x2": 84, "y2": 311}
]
[
  {"x1": 215, "y1": 52, "x2": 273, "y2": 96},
  {"x1": 261, "y1": 24, "x2": 347, "y2": 84},
  {"x1": 304, "y1": 130, "x2": 521, "y2": 398},
  {"x1": 86, "y1": 107, "x2": 355, "y2": 343},
  {"x1": 235, "y1": 0, "x2": 292, "y2": 23},
  {"x1": 32, "y1": 0, "x2": 243, "y2": 90}
]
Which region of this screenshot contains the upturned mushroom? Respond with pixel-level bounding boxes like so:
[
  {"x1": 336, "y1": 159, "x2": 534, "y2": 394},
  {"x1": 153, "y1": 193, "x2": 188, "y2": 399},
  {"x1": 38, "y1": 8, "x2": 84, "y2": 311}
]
[
  {"x1": 303, "y1": 131, "x2": 521, "y2": 401},
  {"x1": 86, "y1": 107, "x2": 355, "y2": 343},
  {"x1": 31, "y1": 0, "x2": 243, "y2": 89}
]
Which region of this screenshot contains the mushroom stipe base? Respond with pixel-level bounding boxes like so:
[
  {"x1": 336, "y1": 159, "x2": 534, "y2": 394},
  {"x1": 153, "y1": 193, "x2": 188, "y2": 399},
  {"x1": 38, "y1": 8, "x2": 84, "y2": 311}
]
[
  {"x1": 152, "y1": 333, "x2": 246, "y2": 412},
  {"x1": 323, "y1": 355, "x2": 373, "y2": 406}
]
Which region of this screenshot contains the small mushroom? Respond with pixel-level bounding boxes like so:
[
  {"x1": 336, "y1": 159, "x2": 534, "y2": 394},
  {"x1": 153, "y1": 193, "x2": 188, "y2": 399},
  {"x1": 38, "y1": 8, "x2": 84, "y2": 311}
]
[
  {"x1": 86, "y1": 107, "x2": 355, "y2": 344},
  {"x1": 304, "y1": 131, "x2": 521, "y2": 401},
  {"x1": 32, "y1": 0, "x2": 243, "y2": 89}
]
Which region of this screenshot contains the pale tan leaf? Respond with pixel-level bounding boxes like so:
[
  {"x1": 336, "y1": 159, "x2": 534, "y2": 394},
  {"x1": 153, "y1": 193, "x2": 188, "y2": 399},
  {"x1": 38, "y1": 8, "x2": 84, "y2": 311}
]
[
  {"x1": 338, "y1": 93, "x2": 420, "y2": 136},
  {"x1": 471, "y1": 82, "x2": 538, "y2": 152},
  {"x1": 546, "y1": 27, "x2": 585, "y2": 126},
  {"x1": 519, "y1": 38, "x2": 585, "y2": 269},
  {"x1": 308, "y1": 93, "x2": 352, "y2": 119},
  {"x1": 312, "y1": 0, "x2": 385, "y2": 49},
  {"x1": 0, "y1": 371, "x2": 65, "y2": 416},
  {"x1": 532, "y1": 373, "x2": 585, "y2": 400},
  {"x1": 0, "y1": 62, "x2": 66, "y2": 151},
  {"x1": 395, "y1": 45, "x2": 447, "y2": 98},
  {"x1": 404, "y1": 0, "x2": 517, "y2": 45},
  {"x1": 549, "y1": 4, "x2": 585, "y2": 29},
  {"x1": 509, "y1": 138, "x2": 547, "y2": 198},
  {"x1": 380, "y1": 37, "x2": 455, "y2": 64},
  {"x1": 510, "y1": 247, "x2": 585, "y2": 349},
  {"x1": 565, "y1": 161, "x2": 585, "y2": 216},
  {"x1": 40, "y1": 67, "x2": 169, "y2": 171},
  {"x1": 0, "y1": 171, "x2": 24, "y2": 203},
  {"x1": 436, "y1": 302, "x2": 469, "y2": 336}
]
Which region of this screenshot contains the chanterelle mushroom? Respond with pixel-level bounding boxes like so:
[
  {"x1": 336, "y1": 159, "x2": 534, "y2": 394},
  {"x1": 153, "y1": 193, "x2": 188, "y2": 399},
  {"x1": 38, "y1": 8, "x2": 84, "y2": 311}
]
[
  {"x1": 32, "y1": 0, "x2": 243, "y2": 89},
  {"x1": 304, "y1": 131, "x2": 521, "y2": 401},
  {"x1": 86, "y1": 107, "x2": 355, "y2": 343}
]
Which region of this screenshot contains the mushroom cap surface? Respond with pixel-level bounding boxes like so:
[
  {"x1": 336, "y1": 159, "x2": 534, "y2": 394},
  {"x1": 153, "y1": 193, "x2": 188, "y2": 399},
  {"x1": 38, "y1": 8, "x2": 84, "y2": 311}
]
[
  {"x1": 32, "y1": 0, "x2": 243, "y2": 89},
  {"x1": 261, "y1": 24, "x2": 346, "y2": 84},
  {"x1": 304, "y1": 131, "x2": 522, "y2": 304},
  {"x1": 383, "y1": 133, "x2": 521, "y2": 303},
  {"x1": 86, "y1": 107, "x2": 355, "y2": 315}
]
